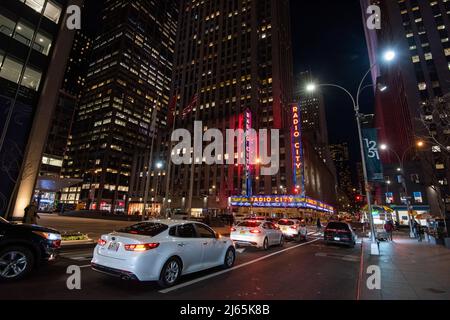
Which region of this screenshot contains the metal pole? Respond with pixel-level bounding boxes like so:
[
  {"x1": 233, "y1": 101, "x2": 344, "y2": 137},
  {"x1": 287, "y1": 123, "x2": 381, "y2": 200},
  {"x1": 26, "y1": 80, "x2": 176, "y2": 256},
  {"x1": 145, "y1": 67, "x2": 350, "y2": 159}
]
[{"x1": 142, "y1": 112, "x2": 157, "y2": 221}]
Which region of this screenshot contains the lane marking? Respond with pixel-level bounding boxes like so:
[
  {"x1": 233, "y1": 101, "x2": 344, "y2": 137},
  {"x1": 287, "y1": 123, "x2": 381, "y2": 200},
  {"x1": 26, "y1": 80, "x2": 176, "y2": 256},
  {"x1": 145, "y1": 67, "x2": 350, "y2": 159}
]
[
  {"x1": 159, "y1": 238, "x2": 320, "y2": 294},
  {"x1": 236, "y1": 248, "x2": 246, "y2": 254}
]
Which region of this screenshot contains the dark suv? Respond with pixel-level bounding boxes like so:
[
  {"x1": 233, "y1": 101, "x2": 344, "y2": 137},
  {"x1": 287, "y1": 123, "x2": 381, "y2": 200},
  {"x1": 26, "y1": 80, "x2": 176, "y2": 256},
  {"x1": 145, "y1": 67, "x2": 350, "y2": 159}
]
[
  {"x1": 0, "y1": 217, "x2": 61, "y2": 281},
  {"x1": 324, "y1": 221, "x2": 357, "y2": 248}
]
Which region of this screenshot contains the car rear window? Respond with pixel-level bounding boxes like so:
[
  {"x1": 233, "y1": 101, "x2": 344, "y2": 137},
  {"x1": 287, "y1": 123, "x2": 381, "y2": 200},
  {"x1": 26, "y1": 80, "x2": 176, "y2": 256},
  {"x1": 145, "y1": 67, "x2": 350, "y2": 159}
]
[
  {"x1": 238, "y1": 221, "x2": 261, "y2": 228},
  {"x1": 118, "y1": 223, "x2": 168, "y2": 236},
  {"x1": 326, "y1": 222, "x2": 349, "y2": 230},
  {"x1": 278, "y1": 220, "x2": 295, "y2": 226}
]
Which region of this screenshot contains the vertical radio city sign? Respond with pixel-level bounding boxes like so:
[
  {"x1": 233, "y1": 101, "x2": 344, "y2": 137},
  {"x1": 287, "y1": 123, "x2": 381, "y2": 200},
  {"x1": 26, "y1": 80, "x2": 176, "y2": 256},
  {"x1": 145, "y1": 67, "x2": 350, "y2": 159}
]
[
  {"x1": 245, "y1": 108, "x2": 253, "y2": 196},
  {"x1": 291, "y1": 104, "x2": 305, "y2": 196}
]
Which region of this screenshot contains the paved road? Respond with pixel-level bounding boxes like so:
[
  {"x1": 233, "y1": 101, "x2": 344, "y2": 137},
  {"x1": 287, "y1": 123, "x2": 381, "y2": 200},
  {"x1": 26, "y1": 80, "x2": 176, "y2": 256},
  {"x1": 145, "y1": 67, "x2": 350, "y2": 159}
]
[{"x1": 0, "y1": 233, "x2": 363, "y2": 300}]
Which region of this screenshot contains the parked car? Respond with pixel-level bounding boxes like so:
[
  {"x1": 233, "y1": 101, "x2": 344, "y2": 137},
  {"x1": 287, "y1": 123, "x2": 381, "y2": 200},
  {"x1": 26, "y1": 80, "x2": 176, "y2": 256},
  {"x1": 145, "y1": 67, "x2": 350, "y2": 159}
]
[
  {"x1": 0, "y1": 217, "x2": 61, "y2": 281},
  {"x1": 230, "y1": 220, "x2": 284, "y2": 250},
  {"x1": 324, "y1": 221, "x2": 357, "y2": 248},
  {"x1": 91, "y1": 220, "x2": 236, "y2": 288},
  {"x1": 277, "y1": 219, "x2": 308, "y2": 242}
]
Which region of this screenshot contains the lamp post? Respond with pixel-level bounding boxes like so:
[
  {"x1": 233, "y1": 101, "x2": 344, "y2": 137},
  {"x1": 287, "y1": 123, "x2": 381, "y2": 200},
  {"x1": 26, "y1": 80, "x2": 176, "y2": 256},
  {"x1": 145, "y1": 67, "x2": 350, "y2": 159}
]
[
  {"x1": 380, "y1": 142, "x2": 424, "y2": 237},
  {"x1": 306, "y1": 50, "x2": 396, "y2": 255}
]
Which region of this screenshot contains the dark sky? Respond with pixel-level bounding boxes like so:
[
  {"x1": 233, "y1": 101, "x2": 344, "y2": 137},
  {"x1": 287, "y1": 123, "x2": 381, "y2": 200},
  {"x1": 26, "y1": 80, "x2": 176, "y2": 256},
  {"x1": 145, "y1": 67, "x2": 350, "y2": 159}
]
[{"x1": 290, "y1": 0, "x2": 374, "y2": 166}]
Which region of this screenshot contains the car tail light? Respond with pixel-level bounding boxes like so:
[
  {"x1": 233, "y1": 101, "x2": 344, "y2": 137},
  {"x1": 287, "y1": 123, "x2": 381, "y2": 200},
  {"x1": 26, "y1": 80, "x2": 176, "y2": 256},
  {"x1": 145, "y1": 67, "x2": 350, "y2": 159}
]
[
  {"x1": 124, "y1": 243, "x2": 160, "y2": 252},
  {"x1": 250, "y1": 229, "x2": 261, "y2": 234},
  {"x1": 231, "y1": 227, "x2": 236, "y2": 232},
  {"x1": 290, "y1": 225, "x2": 299, "y2": 230},
  {"x1": 97, "y1": 239, "x2": 107, "y2": 247}
]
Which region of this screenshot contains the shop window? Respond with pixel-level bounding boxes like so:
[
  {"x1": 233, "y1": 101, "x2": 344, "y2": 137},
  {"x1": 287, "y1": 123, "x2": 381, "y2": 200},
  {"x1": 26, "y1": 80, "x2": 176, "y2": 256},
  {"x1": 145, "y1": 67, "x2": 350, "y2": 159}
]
[
  {"x1": 0, "y1": 56, "x2": 23, "y2": 84},
  {"x1": 0, "y1": 14, "x2": 16, "y2": 37}
]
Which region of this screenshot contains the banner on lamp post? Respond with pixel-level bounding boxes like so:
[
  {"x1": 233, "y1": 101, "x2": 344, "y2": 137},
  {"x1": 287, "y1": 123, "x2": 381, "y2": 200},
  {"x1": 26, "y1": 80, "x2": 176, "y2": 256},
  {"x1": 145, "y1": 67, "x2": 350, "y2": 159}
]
[{"x1": 362, "y1": 128, "x2": 384, "y2": 182}]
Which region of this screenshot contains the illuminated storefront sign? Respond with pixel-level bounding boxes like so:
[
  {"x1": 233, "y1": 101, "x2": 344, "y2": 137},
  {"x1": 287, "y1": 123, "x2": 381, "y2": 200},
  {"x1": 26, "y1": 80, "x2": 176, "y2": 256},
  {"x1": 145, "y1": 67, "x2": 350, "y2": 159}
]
[
  {"x1": 229, "y1": 196, "x2": 334, "y2": 213},
  {"x1": 291, "y1": 104, "x2": 305, "y2": 196}
]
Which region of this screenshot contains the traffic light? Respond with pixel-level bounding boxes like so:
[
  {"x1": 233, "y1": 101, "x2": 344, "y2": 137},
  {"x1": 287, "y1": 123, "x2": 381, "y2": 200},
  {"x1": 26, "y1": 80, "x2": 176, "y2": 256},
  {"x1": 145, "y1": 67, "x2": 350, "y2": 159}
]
[{"x1": 355, "y1": 195, "x2": 364, "y2": 203}]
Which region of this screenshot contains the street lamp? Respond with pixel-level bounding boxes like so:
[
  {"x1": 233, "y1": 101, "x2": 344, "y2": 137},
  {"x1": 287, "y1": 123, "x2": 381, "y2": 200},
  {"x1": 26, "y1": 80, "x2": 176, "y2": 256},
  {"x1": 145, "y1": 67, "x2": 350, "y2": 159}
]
[{"x1": 305, "y1": 49, "x2": 397, "y2": 255}]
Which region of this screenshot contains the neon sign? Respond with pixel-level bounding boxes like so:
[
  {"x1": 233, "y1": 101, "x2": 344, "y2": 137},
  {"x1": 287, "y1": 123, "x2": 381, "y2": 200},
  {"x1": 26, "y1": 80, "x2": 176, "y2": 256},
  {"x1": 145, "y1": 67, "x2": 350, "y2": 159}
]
[
  {"x1": 245, "y1": 109, "x2": 253, "y2": 196},
  {"x1": 229, "y1": 195, "x2": 334, "y2": 213},
  {"x1": 291, "y1": 104, "x2": 305, "y2": 196}
]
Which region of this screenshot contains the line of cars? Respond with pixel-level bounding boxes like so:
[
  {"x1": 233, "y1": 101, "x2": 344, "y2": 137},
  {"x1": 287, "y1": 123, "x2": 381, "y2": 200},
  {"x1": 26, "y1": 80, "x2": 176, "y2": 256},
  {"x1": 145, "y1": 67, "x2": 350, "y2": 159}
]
[{"x1": 1, "y1": 215, "x2": 356, "y2": 288}]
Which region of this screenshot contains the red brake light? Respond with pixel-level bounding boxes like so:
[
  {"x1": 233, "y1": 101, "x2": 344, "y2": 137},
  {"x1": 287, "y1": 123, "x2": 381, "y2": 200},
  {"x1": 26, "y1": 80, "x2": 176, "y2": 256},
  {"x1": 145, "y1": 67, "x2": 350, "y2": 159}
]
[
  {"x1": 250, "y1": 229, "x2": 261, "y2": 234},
  {"x1": 124, "y1": 243, "x2": 160, "y2": 252},
  {"x1": 231, "y1": 227, "x2": 237, "y2": 232},
  {"x1": 97, "y1": 239, "x2": 107, "y2": 246},
  {"x1": 290, "y1": 225, "x2": 298, "y2": 230}
]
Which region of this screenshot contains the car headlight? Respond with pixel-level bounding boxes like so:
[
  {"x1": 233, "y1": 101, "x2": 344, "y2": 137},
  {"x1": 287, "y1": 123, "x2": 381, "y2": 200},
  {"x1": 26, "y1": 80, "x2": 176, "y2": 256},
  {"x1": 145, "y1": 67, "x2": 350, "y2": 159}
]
[{"x1": 33, "y1": 231, "x2": 62, "y2": 241}]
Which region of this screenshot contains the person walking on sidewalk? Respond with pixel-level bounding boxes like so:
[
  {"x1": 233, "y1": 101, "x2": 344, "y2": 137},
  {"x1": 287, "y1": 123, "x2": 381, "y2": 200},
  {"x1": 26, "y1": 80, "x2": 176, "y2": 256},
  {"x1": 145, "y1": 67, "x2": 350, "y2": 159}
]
[
  {"x1": 384, "y1": 220, "x2": 394, "y2": 242},
  {"x1": 23, "y1": 201, "x2": 39, "y2": 225},
  {"x1": 416, "y1": 222, "x2": 424, "y2": 242},
  {"x1": 316, "y1": 218, "x2": 322, "y2": 232}
]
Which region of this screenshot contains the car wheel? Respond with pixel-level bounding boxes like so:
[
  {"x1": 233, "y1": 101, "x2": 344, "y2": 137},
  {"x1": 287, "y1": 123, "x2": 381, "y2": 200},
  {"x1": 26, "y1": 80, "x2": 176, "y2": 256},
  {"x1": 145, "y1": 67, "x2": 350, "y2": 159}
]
[
  {"x1": 279, "y1": 236, "x2": 285, "y2": 247},
  {"x1": 223, "y1": 247, "x2": 236, "y2": 269},
  {"x1": 0, "y1": 246, "x2": 35, "y2": 282},
  {"x1": 262, "y1": 237, "x2": 269, "y2": 251},
  {"x1": 158, "y1": 258, "x2": 182, "y2": 288}
]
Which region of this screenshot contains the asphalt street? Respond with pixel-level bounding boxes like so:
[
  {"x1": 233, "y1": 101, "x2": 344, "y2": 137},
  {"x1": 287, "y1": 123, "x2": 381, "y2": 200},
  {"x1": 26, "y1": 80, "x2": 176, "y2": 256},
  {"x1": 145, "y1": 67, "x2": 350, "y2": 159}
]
[{"x1": 0, "y1": 233, "x2": 363, "y2": 300}]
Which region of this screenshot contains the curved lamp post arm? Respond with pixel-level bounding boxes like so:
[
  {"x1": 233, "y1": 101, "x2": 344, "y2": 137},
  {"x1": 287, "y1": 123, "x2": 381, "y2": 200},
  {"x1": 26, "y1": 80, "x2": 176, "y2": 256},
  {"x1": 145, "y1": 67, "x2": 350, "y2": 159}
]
[
  {"x1": 316, "y1": 84, "x2": 357, "y2": 109},
  {"x1": 356, "y1": 63, "x2": 378, "y2": 111}
]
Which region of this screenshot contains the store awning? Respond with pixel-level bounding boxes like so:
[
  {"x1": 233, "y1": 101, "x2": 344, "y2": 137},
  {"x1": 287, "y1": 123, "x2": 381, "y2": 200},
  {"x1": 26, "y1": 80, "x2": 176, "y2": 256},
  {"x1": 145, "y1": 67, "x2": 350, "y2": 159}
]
[{"x1": 36, "y1": 177, "x2": 83, "y2": 192}]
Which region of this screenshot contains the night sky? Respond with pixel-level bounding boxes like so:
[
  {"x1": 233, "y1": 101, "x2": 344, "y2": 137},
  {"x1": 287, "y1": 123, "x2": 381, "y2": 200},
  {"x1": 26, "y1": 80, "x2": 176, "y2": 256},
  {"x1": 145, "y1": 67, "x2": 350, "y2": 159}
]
[{"x1": 291, "y1": 0, "x2": 374, "y2": 167}]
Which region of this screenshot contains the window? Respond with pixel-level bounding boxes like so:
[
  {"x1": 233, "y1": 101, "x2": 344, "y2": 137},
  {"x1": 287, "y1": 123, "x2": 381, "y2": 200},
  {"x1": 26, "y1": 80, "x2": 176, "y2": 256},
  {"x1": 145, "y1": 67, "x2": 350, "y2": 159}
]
[
  {"x1": 21, "y1": 66, "x2": 42, "y2": 90},
  {"x1": 195, "y1": 224, "x2": 216, "y2": 238},
  {"x1": 34, "y1": 31, "x2": 52, "y2": 55},
  {"x1": 118, "y1": 223, "x2": 169, "y2": 236},
  {"x1": 0, "y1": 14, "x2": 15, "y2": 37},
  {"x1": 43, "y1": 1, "x2": 62, "y2": 23},
  {"x1": 23, "y1": 0, "x2": 46, "y2": 13},
  {"x1": 0, "y1": 57, "x2": 22, "y2": 84},
  {"x1": 176, "y1": 224, "x2": 196, "y2": 238},
  {"x1": 14, "y1": 20, "x2": 34, "y2": 47}
]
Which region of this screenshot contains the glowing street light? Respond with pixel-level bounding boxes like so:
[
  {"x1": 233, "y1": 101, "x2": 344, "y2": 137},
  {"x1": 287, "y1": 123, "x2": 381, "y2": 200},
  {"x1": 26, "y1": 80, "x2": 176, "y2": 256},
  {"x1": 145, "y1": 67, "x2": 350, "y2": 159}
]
[{"x1": 383, "y1": 50, "x2": 396, "y2": 62}]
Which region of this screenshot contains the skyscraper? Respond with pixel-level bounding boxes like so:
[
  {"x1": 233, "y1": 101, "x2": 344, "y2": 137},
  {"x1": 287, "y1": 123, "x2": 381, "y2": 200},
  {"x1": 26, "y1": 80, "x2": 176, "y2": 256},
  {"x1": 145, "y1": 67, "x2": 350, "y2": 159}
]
[
  {"x1": 361, "y1": 0, "x2": 450, "y2": 216},
  {"x1": 64, "y1": 0, "x2": 178, "y2": 213},
  {"x1": 1, "y1": 0, "x2": 80, "y2": 219},
  {"x1": 165, "y1": 0, "x2": 294, "y2": 214}
]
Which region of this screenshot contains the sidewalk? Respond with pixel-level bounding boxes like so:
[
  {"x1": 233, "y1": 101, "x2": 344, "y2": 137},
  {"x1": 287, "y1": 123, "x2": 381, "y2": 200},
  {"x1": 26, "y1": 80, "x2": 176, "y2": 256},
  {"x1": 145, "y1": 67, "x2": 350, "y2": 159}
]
[
  {"x1": 360, "y1": 233, "x2": 450, "y2": 300},
  {"x1": 39, "y1": 214, "x2": 232, "y2": 245}
]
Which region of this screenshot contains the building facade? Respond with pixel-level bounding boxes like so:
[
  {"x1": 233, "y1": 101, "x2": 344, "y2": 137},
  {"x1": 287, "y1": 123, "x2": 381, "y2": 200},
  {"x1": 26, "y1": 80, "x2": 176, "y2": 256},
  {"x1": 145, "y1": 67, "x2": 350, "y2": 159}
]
[
  {"x1": 0, "y1": 0, "x2": 80, "y2": 218},
  {"x1": 64, "y1": 0, "x2": 178, "y2": 213},
  {"x1": 163, "y1": 0, "x2": 294, "y2": 215},
  {"x1": 361, "y1": 0, "x2": 450, "y2": 217}
]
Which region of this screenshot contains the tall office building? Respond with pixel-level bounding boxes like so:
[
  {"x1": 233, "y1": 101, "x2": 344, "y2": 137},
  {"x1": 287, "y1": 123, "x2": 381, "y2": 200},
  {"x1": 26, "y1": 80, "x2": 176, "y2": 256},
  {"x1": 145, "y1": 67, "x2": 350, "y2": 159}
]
[
  {"x1": 165, "y1": 0, "x2": 294, "y2": 214},
  {"x1": 329, "y1": 143, "x2": 354, "y2": 201},
  {"x1": 34, "y1": 31, "x2": 92, "y2": 212},
  {"x1": 361, "y1": 0, "x2": 450, "y2": 216},
  {"x1": 64, "y1": 0, "x2": 178, "y2": 213},
  {"x1": 0, "y1": 0, "x2": 80, "y2": 218}
]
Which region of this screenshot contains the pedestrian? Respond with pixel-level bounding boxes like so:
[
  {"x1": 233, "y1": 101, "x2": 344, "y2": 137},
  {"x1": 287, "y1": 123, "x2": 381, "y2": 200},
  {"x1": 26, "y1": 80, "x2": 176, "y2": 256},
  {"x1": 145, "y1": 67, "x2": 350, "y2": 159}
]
[
  {"x1": 384, "y1": 220, "x2": 394, "y2": 242},
  {"x1": 412, "y1": 219, "x2": 418, "y2": 238},
  {"x1": 416, "y1": 222, "x2": 424, "y2": 242},
  {"x1": 23, "y1": 201, "x2": 39, "y2": 225},
  {"x1": 316, "y1": 217, "x2": 322, "y2": 232}
]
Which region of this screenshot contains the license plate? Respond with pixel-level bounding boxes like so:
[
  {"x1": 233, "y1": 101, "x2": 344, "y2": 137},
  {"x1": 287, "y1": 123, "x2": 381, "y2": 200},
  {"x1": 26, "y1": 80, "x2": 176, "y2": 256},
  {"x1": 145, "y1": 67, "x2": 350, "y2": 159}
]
[
  {"x1": 334, "y1": 237, "x2": 340, "y2": 241},
  {"x1": 108, "y1": 242, "x2": 120, "y2": 252},
  {"x1": 282, "y1": 227, "x2": 288, "y2": 231},
  {"x1": 240, "y1": 231, "x2": 246, "y2": 235}
]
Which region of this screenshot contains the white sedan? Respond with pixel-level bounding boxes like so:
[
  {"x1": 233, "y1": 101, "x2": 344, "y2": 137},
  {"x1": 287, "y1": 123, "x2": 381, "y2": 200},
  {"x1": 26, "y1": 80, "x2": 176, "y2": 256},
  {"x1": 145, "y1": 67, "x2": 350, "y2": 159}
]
[
  {"x1": 91, "y1": 220, "x2": 236, "y2": 288},
  {"x1": 230, "y1": 220, "x2": 284, "y2": 250},
  {"x1": 277, "y1": 219, "x2": 308, "y2": 241}
]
